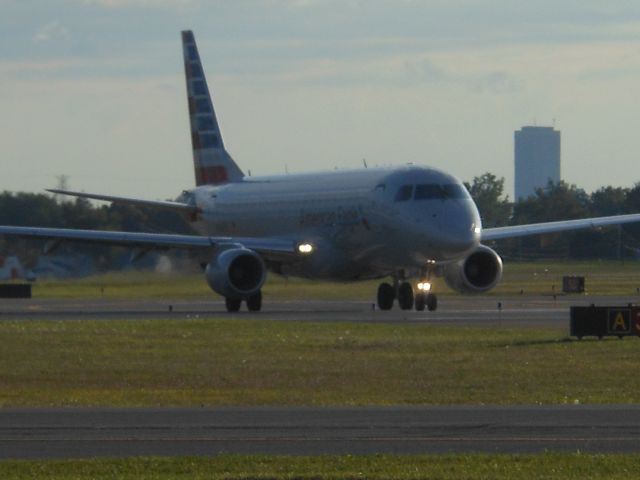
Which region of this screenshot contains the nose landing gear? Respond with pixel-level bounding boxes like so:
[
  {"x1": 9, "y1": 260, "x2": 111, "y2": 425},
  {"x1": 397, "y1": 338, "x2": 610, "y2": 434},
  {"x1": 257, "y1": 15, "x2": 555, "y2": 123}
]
[{"x1": 415, "y1": 291, "x2": 437, "y2": 311}]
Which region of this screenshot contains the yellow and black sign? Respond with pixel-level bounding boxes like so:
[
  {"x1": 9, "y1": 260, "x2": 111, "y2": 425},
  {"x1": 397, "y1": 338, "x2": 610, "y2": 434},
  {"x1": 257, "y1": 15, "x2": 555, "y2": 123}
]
[
  {"x1": 571, "y1": 305, "x2": 640, "y2": 339},
  {"x1": 607, "y1": 309, "x2": 631, "y2": 334}
]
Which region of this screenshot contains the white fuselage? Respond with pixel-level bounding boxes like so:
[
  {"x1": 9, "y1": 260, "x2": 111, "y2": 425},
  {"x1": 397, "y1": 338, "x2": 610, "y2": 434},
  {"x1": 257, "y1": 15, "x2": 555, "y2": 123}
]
[{"x1": 186, "y1": 165, "x2": 482, "y2": 280}]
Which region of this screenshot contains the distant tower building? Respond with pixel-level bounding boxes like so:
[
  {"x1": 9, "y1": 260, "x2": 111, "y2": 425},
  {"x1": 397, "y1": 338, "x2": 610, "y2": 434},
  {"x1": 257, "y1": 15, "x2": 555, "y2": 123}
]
[{"x1": 514, "y1": 126, "x2": 561, "y2": 200}]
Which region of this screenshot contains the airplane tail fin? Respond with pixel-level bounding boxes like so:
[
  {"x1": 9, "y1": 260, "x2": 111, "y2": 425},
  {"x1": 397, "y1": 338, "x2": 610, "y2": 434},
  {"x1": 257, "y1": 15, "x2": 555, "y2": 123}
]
[{"x1": 181, "y1": 30, "x2": 244, "y2": 186}]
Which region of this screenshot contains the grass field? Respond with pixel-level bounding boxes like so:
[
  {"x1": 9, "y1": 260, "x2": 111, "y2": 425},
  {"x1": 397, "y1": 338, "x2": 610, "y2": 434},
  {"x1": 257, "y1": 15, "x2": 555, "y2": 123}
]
[
  {"x1": 2, "y1": 454, "x2": 640, "y2": 479},
  {"x1": 28, "y1": 260, "x2": 640, "y2": 300},
  {"x1": 494, "y1": 260, "x2": 640, "y2": 296},
  {"x1": 1, "y1": 318, "x2": 639, "y2": 407}
]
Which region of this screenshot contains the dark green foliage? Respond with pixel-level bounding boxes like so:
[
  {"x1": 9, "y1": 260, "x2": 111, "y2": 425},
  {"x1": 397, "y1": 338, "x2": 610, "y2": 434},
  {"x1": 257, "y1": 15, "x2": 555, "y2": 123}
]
[
  {"x1": 590, "y1": 186, "x2": 629, "y2": 216},
  {"x1": 489, "y1": 180, "x2": 640, "y2": 260},
  {"x1": 0, "y1": 191, "x2": 195, "y2": 266},
  {"x1": 511, "y1": 180, "x2": 590, "y2": 225},
  {"x1": 509, "y1": 181, "x2": 589, "y2": 259},
  {"x1": 464, "y1": 173, "x2": 512, "y2": 227}
]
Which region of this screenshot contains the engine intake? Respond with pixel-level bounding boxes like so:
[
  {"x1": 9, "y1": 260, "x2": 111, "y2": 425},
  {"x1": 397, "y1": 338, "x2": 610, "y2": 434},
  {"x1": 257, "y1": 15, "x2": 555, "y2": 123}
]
[
  {"x1": 443, "y1": 245, "x2": 503, "y2": 294},
  {"x1": 205, "y1": 248, "x2": 266, "y2": 299}
]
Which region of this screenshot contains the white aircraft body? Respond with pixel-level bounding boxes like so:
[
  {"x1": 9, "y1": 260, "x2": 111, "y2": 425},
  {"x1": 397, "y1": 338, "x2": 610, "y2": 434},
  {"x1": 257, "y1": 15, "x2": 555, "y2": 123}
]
[{"x1": 2, "y1": 30, "x2": 640, "y2": 312}]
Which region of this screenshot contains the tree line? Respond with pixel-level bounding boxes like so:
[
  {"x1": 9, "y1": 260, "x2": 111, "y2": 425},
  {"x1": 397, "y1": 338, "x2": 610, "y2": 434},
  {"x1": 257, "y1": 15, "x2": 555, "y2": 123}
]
[
  {"x1": 1, "y1": 175, "x2": 640, "y2": 263},
  {"x1": 465, "y1": 173, "x2": 640, "y2": 260},
  {"x1": 0, "y1": 193, "x2": 194, "y2": 267}
]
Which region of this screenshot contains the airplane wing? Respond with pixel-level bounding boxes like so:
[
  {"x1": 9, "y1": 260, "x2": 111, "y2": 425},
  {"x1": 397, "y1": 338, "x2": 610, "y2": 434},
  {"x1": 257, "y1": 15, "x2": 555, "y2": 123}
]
[
  {"x1": 46, "y1": 189, "x2": 199, "y2": 215},
  {"x1": 0, "y1": 226, "x2": 300, "y2": 257},
  {"x1": 482, "y1": 213, "x2": 640, "y2": 242}
]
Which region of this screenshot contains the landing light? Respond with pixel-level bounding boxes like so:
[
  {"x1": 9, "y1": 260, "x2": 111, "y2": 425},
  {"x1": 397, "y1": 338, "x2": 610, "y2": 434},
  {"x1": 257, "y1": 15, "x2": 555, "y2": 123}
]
[
  {"x1": 417, "y1": 282, "x2": 432, "y2": 292},
  {"x1": 297, "y1": 243, "x2": 314, "y2": 254}
]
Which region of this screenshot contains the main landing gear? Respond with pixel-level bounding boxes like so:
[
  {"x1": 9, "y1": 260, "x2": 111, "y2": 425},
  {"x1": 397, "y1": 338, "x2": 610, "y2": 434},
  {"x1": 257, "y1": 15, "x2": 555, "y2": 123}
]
[
  {"x1": 376, "y1": 280, "x2": 437, "y2": 311},
  {"x1": 225, "y1": 290, "x2": 263, "y2": 312}
]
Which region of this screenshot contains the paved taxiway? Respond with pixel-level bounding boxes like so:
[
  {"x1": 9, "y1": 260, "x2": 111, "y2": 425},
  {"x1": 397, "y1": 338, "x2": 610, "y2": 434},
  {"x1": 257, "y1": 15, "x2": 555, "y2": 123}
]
[
  {"x1": 3, "y1": 406, "x2": 640, "y2": 458},
  {"x1": 2, "y1": 294, "x2": 639, "y2": 327}
]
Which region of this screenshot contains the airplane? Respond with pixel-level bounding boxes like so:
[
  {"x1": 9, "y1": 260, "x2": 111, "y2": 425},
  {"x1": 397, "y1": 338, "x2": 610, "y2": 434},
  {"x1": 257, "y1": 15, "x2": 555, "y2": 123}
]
[
  {"x1": 0, "y1": 255, "x2": 32, "y2": 281},
  {"x1": 2, "y1": 30, "x2": 640, "y2": 313}
]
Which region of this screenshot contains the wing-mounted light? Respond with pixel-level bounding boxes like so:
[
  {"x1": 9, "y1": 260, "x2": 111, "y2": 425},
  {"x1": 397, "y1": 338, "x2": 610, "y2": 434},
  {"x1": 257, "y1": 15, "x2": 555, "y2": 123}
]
[{"x1": 296, "y1": 242, "x2": 314, "y2": 255}]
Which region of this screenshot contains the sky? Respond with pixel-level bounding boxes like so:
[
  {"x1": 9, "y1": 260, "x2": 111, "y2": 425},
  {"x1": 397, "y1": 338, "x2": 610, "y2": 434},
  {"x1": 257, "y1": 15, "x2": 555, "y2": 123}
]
[{"x1": 1, "y1": 0, "x2": 640, "y2": 200}]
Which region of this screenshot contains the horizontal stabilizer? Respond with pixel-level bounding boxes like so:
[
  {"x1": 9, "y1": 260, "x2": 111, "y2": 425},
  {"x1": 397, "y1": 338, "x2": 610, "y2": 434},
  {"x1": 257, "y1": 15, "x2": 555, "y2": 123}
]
[{"x1": 47, "y1": 189, "x2": 199, "y2": 214}]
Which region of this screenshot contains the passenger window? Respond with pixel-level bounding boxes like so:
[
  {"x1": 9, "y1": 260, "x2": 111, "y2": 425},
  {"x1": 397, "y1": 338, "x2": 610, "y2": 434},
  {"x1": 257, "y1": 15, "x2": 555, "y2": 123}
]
[
  {"x1": 415, "y1": 184, "x2": 444, "y2": 200},
  {"x1": 394, "y1": 185, "x2": 413, "y2": 202}
]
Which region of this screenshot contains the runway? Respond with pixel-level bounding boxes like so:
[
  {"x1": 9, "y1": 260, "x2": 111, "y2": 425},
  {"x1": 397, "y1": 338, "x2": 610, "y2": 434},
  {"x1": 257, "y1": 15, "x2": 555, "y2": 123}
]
[
  {"x1": 3, "y1": 406, "x2": 640, "y2": 459},
  {"x1": 1, "y1": 294, "x2": 638, "y2": 327}
]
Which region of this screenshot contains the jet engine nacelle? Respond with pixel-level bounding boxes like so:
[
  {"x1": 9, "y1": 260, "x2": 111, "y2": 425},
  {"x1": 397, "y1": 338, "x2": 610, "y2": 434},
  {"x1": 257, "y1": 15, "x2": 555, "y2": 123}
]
[
  {"x1": 205, "y1": 247, "x2": 266, "y2": 299},
  {"x1": 443, "y1": 245, "x2": 503, "y2": 294}
]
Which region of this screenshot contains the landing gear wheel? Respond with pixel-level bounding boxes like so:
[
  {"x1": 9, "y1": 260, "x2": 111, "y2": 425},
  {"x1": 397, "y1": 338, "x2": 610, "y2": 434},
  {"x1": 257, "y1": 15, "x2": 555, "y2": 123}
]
[
  {"x1": 246, "y1": 291, "x2": 262, "y2": 312},
  {"x1": 426, "y1": 293, "x2": 438, "y2": 312},
  {"x1": 377, "y1": 282, "x2": 395, "y2": 310},
  {"x1": 415, "y1": 293, "x2": 426, "y2": 311},
  {"x1": 225, "y1": 297, "x2": 241, "y2": 313},
  {"x1": 398, "y1": 282, "x2": 414, "y2": 310}
]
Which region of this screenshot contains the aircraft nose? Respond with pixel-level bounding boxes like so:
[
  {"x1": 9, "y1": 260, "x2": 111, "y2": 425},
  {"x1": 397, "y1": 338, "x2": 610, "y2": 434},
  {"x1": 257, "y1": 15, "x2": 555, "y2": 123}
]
[
  {"x1": 446, "y1": 223, "x2": 478, "y2": 251},
  {"x1": 439, "y1": 203, "x2": 481, "y2": 256}
]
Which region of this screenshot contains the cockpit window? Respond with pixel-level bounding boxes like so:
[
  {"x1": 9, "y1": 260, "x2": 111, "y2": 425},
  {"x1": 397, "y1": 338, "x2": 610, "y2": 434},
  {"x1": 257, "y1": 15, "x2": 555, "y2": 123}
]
[
  {"x1": 394, "y1": 184, "x2": 413, "y2": 202},
  {"x1": 414, "y1": 184, "x2": 444, "y2": 200},
  {"x1": 414, "y1": 183, "x2": 468, "y2": 200},
  {"x1": 443, "y1": 184, "x2": 468, "y2": 199}
]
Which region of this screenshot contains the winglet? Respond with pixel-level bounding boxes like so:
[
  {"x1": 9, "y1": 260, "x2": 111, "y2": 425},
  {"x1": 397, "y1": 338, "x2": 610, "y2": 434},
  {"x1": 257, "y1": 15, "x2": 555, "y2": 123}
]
[{"x1": 182, "y1": 30, "x2": 244, "y2": 186}]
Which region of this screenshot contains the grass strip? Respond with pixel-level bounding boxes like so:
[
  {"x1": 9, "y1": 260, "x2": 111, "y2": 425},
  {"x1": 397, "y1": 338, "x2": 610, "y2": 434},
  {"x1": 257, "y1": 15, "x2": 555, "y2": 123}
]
[
  {"x1": 1, "y1": 319, "x2": 639, "y2": 406},
  {"x1": 28, "y1": 260, "x2": 640, "y2": 300},
  {"x1": 2, "y1": 453, "x2": 640, "y2": 479}
]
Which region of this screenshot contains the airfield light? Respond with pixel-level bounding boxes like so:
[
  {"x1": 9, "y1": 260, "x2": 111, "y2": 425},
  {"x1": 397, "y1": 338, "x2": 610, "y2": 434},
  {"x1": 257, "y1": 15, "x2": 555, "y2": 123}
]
[
  {"x1": 297, "y1": 243, "x2": 314, "y2": 254},
  {"x1": 417, "y1": 282, "x2": 432, "y2": 292}
]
